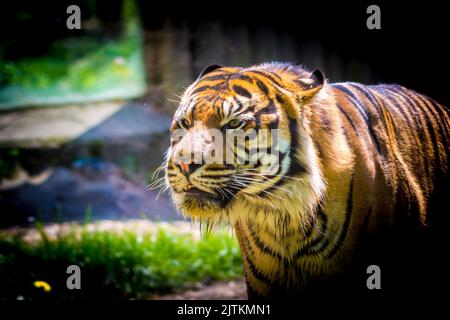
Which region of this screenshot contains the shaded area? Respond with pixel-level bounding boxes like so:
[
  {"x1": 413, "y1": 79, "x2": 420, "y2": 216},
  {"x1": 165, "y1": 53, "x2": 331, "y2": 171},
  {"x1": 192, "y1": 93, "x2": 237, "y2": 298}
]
[
  {"x1": 140, "y1": 2, "x2": 450, "y2": 112},
  {"x1": 0, "y1": 101, "x2": 174, "y2": 228},
  {"x1": 0, "y1": 164, "x2": 175, "y2": 227}
]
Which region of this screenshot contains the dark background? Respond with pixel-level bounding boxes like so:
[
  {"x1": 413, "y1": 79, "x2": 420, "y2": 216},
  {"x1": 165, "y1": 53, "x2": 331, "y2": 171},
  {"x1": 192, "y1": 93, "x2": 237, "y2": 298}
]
[
  {"x1": 144, "y1": 0, "x2": 449, "y2": 108},
  {"x1": 1, "y1": 1, "x2": 449, "y2": 107},
  {"x1": 140, "y1": 0, "x2": 448, "y2": 106}
]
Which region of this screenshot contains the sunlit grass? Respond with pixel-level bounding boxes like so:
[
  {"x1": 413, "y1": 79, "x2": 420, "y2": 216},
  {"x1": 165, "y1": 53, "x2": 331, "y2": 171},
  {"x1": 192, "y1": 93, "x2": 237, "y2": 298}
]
[{"x1": 0, "y1": 222, "x2": 243, "y2": 300}]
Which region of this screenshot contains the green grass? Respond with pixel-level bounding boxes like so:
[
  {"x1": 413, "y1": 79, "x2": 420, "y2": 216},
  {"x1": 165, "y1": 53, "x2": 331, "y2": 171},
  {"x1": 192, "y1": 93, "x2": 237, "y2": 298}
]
[{"x1": 0, "y1": 223, "x2": 243, "y2": 300}]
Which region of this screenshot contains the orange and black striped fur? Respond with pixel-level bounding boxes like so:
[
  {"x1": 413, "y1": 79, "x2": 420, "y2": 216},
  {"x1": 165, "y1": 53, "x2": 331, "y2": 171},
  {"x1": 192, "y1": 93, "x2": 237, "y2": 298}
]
[{"x1": 164, "y1": 62, "x2": 449, "y2": 299}]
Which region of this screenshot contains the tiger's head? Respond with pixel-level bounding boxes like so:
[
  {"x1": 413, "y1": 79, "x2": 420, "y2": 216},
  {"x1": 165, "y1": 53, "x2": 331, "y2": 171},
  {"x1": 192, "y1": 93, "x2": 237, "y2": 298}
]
[{"x1": 165, "y1": 63, "x2": 328, "y2": 223}]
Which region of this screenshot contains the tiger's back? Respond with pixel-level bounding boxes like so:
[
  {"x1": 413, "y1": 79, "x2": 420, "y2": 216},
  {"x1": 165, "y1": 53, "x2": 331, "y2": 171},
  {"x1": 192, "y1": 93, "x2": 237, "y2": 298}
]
[
  {"x1": 311, "y1": 81, "x2": 449, "y2": 295},
  {"x1": 329, "y1": 82, "x2": 448, "y2": 229}
]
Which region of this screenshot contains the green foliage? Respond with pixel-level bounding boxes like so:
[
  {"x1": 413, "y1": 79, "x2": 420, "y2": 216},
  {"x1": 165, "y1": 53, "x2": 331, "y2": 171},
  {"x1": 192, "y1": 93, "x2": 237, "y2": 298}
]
[
  {"x1": 0, "y1": 224, "x2": 243, "y2": 299},
  {"x1": 0, "y1": 36, "x2": 140, "y2": 90},
  {"x1": 0, "y1": 0, "x2": 146, "y2": 109}
]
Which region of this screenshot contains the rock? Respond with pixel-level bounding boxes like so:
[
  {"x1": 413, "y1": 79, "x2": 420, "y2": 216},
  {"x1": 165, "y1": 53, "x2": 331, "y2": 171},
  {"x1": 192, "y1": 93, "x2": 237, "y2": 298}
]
[{"x1": 0, "y1": 161, "x2": 178, "y2": 228}]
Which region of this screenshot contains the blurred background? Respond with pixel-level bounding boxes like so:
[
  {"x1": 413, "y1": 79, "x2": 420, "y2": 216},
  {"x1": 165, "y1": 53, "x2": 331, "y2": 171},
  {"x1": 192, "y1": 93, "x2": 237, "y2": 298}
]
[{"x1": 0, "y1": 0, "x2": 448, "y2": 299}]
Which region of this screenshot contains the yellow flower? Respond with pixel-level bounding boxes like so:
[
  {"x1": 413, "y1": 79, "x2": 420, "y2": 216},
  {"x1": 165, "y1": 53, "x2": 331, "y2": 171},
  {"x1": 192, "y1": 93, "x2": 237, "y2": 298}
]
[{"x1": 33, "y1": 281, "x2": 52, "y2": 292}]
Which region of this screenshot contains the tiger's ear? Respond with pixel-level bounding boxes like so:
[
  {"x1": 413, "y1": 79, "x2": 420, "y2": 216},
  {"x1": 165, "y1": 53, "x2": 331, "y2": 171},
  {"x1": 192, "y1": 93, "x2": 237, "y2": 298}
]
[
  {"x1": 198, "y1": 64, "x2": 223, "y2": 79},
  {"x1": 297, "y1": 69, "x2": 325, "y2": 97}
]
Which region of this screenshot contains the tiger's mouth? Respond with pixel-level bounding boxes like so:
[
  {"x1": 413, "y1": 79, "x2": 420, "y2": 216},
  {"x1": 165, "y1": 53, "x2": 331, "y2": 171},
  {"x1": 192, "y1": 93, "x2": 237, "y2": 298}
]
[
  {"x1": 182, "y1": 187, "x2": 218, "y2": 200},
  {"x1": 173, "y1": 184, "x2": 237, "y2": 211}
]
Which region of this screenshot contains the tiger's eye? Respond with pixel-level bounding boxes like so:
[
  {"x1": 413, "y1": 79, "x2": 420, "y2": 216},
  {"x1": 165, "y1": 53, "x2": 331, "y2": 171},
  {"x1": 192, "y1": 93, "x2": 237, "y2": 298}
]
[
  {"x1": 179, "y1": 119, "x2": 191, "y2": 129},
  {"x1": 227, "y1": 119, "x2": 243, "y2": 129}
]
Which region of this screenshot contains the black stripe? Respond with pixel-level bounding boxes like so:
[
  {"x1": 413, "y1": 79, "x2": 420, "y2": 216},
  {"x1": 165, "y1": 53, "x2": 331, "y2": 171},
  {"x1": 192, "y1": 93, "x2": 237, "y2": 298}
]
[
  {"x1": 248, "y1": 70, "x2": 283, "y2": 87},
  {"x1": 275, "y1": 94, "x2": 284, "y2": 105},
  {"x1": 406, "y1": 93, "x2": 442, "y2": 175},
  {"x1": 373, "y1": 86, "x2": 415, "y2": 131},
  {"x1": 402, "y1": 87, "x2": 449, "y2": 136},
  {"x1": 201, "y1": 174, "x2": 231, "y2": 179},
  {"x1": 191, "y1": 84, "x2": 221, "y2": 96},
  {"x1": 235, "y1": 74, "x2": 255, "y2": 83},
  {"x1": 233, "y1": 85, "x2": 252, "y2": 98},
  {"x1": 333, "y1": 84, "x2": 369, "y2": 121},
  {"x1": 325, "y1": 174, "x2": 354, "y2": 259},
  {"x1": 254, "y1": 99, "x2": 277, "y2": 117},
  {"x1": 304, "y1": 238, "x2": 330, "y2": 256},
  {"x1": 260, "y1": 221, "x2": 300, "y2": 239},
  {"x1": 336, "y1": 104, "x2": 359, "y2": 134},
  {"x1": 376, "y1": 86, "x2": 427, "y2": 172},
  {"x1": 231, "y1": 97, "x2": 251, "y2": 116},
  {"x1": 352, "y1": 83, "x2": 395, "y2": 145},
  {"x1": 384, "y1": 87, "x2": 426, "y2": 140},
  {"x1": 293, "y1": 209, "x2": 328, "y2": 258},
  {"x1": 262, "y1": 116, "x2": 306, "y2": 193},
  {"x1": 302, "y1": 217, "x2": 316, "y2": 239},
  {"x1": 427, "y1": 99, "x2": 449, "y2": 139},
  {"x1": 247, "y1": 223, "x2": 285, "y2": 261},
  {"x1": 333, "y1": 84, "x2": 382, "y2": 153},
  {"x1": 286, "y1": 118, "x2": 306, "y2": 177},
  {"x1": 415, "y1": 94, "x2": 448, "y2": 142},
  {"x1": 229, "y1": 178, "x2": 250, "y2": 195},
  {"x1": 199, "y1": 74, "x2": 229, "y2": 82},
  {"x1": 386, "y1": 87, "x2": 437, "y2": 182},
  {"x1": 205, "y1": 165, "x2": 234, "y2": 171},
  {"x1": 256, "y1": 79, "x2": 269, "y2": 96},
  {"x1": 241, "y1": 232, "x2": 274, "y2": 285},
  {"x1": 350, "y1": 83, "x2": 382, "y2": 115},
  {"x1": 266, "y1": 115, "x2": 279, "y2": 130},
  {"x1": 217, "y1": 99, "x2": 225, "y2": 118},
  {"x1": 233, "y1": 96, "x2": 244, "y2": 110},
  {"x1": 244, "y1": 278, "x2": 258, "y2": 299}
]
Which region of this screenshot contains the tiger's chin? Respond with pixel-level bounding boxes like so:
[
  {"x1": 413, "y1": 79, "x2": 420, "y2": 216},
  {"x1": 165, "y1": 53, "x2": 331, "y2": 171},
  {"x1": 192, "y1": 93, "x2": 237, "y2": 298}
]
[{"x1": 171, "y1": 191, "x2": 231, "y2": 222}]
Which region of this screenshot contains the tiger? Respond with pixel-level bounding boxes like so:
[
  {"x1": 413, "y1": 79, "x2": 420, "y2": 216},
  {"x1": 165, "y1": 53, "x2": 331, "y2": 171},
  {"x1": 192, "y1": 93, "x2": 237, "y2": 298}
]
[{"x1": 164, "y1": 62, "x2": 449, "y2": 299}]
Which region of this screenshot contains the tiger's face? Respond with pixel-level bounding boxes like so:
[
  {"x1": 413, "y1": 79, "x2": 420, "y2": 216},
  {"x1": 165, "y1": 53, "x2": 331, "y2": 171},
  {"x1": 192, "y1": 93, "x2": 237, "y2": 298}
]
[{"x1": 165, "y1": 64, "x2": 324, "y2": 220}]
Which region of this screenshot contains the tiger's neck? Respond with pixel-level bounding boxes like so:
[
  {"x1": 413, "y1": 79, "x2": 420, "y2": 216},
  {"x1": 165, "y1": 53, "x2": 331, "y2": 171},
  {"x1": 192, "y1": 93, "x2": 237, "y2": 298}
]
[
  {"x1": 232, "y1": 166, "x2": 354, "y2": 298},
  {"x1": 232, "y1": 175, "x2": 347, "y2": 297}
]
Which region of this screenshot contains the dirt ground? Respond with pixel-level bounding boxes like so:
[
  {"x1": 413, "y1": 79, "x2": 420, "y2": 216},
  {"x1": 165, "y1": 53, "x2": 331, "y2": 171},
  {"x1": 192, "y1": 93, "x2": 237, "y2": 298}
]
[
  {"x1": 150, "y1": 279, "x2": 247, "y2": 300},
  {"x1": 0, "y1": 219, "x2": 203, "y2": 242}
]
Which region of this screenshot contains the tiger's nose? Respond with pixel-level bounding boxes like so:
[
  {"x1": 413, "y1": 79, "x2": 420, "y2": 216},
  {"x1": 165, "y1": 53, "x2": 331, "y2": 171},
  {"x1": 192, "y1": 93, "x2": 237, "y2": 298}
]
[{"x1": 177, "y1": 161, "x2": 203, "y2": 175}]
